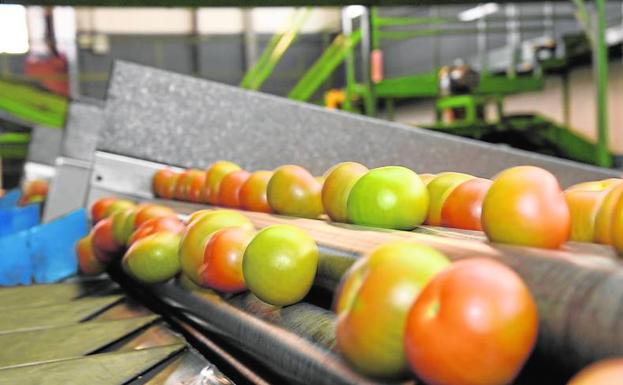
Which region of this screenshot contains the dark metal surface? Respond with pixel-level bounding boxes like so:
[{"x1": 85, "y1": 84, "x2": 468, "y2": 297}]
[
  {"x1": 99, "y1": 61, "x2": 617, "y2": 188},
  {"x1": 0, "y1": 345, "x2": 185, "y2": 385},
  {"x1": 0, "y1": 295, "x2": 122, "y2": 333},
  {"x1": 0, "y1": 278, "x2": 235, "y2": 385}
]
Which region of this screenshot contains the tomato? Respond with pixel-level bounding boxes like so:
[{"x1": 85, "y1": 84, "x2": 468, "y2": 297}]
[
  {"x1": 347, "y1": 166, "x2": 428, "y2": 230},
  {"x1": 565, "y1": 179, "x2": 622, "y2": 242},
  {"x1": 321, "y1": 162, "x2": 368, "y2": 223},
  {"x1": 482, "y1": 166, "x2": 570, "y2": 248},
  {"x1": 405, "y1": 258, "x2": 538, "y2": 385},
  {"x1": 204, "y1": 161, "x2": 241, "y2": 204},
  {"x1": 200, "y1": 227, "x2": 255, "y2": 293},
  {"x1": 218, "y1": 170, "x2": 251, "y2": 208},
  {"x1": 128, "y1": 216, "x2": 186, "y2": 245},
  {"x1": 134, "y1": 204, "x2": 176, "y2": 228},
  {"x1": 90, "y1": 197, "x2": 117, "y2": 223},
  {"x1": 179, "y1": 210, "x2": 254, "y2": 285},
  {"x1": 425, "y1": 172, "x2": 474, "y2": 226},
  {"x1": 567, "y1": 357, "x2": 623, "y2": 385},
  {"x1": 441, "y1": 178, "x2": 492, "y2": 231},
  {"x1": 152, "y1": 168, "x2": 179, "y2": 199},
  {"x1": 122, "y1": 232, "x2": 181, "y2": 284},
  {"x1": 335, "y1": 241, "x2": 450, "y2": 379},
  {"x1": 174, "y1": 169, "x2": 204, "y2": 201},
  {"x1": 267, "y1": 165, "x2": 323, "y2": 219},
  {"x1": 243, "y1": 225, "x2": 318, "y2": 306},
  {"x1": 239, "y1": 170, "x2": 273, "y2": 213},
  {"x1": 91, "y1": 217, "x2": 121, "y2": 263},
  {"x1": 76, "y1": 235, "x2": 106, "y2": 275}
]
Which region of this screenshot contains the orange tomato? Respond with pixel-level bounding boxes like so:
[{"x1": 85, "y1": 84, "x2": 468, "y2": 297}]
[
  {"x1": 128, "y1": 216, "x2": 186, "y2": 245},
  {"x1": 174, "y1": 169, "x2": 204, "y2": 201},
  {"x1": 405, "y1": 258, "x2": 538, "y2": 385},
  {"x1": 90, "y1": 197, "x2": 117, "y2": 223},
  {"x1": 91, "y1": 217, "x2": 121, "y2": 263},
  {"x1": 482, "y1": 166, "x2": 570, "y2": 248},
  {"x1": 239, "y1": 170, "x2": 273, "y2": 213},
  {"x1": 441, "y1": 178, "x2": 492, "y2": 231},
  {"x1": 134, "y1": 204, "x2": 176, "y2": 228},
  {"x1": 200, "y1": 227, "x2": 255, "y2": 293},
  {"x1": 204, "y1": 161, "x2": 241, "y2": 204},
  {"x1": 152, "y1": 168, "x2": 179, "y2": 199},
  {"x1": 218, "y1": 170, "x2": 251, "y2": 208},
  {"x1": 567, "y1": 357, "x2": 623, "y2": 385},
  {"x1": 76, "y1": 235, "x2": 106, "y2": 275}
]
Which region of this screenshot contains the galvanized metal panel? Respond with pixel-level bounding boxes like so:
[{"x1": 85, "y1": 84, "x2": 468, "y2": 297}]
[
  {"x1": 60, "y1": 101, "x2": 104, "y2": 161},
  {"x1": 99, "y1": 61, "x2": 617, "y2": 187}
]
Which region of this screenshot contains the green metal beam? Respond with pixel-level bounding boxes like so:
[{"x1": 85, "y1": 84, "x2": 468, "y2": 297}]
[
  {"x1": 0, "y1": 133, "x2": 30, "y2": 159},
  {"x1": 377, "y1": 25, "x2": 553, "y2": 40},
  {"x1": 374, "y1": 71, "x2": 438, "y2": 98},
  {"x1": 593, "y1": 0, "x2": 611, "y2": 167},
  {"x1": 0, "y1": 80, "x2": 67, "y2": 128},
  {"x1": 288, "y1": 29, "x2": 362, "y2": 102},
  {"x1": 240, "y1": 7, "x2": 311, "y2": 91}
]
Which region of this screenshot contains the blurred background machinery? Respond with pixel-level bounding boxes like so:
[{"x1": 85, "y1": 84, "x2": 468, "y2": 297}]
[{"x1": 1, "y1": 2, "x2": 622, "y2": 177}]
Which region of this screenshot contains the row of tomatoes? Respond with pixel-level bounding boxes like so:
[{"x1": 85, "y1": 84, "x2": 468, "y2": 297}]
[
  {"x1": 154, "y1": 160, "x2": 623, "y2": 253},
  {"x1": 76, "y1": 198, "x2": 618, "y2": 385}
]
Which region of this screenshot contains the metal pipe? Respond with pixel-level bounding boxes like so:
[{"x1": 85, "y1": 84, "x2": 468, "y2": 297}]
[
  {"x1": 341, "y1": 8, "x2": 355, "y2": 112},
  {"x1": 594, "y1": 0, "x2": 612, "y2": 167},
  {"x1": 360, "y1": 6, "x2": 376, "y2": 116}
]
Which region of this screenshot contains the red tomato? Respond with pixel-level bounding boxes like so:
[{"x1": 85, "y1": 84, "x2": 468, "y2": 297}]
[
  {"x1": 239, "y1": 171, "x2": 273, "y2": 213},
  {"x1": 218, "y1": 170, "x2": 251, "y2": 208},
  {"x1": 134, "y1": 204, "x2": 176, "y2": 228},
  {"x1": 204, "y1": 161, "x2": 241, "y2": 204},
  {"x1": 404, "y1": 258, "x2": 538, "y2": 385},
  {"x1": 76, "y1": 234, "x2": 106, "y2": 275},
  {"x1": 91, "y1": 217, "x2": 121, "y2": 263},
  {"x1": 174, "y1": 169, "x2": 204, "y2": 201},
  {"x1": 90, "y1": 197, "x2": 117, "y2": 223},
  {"x1": 200, "y1": 227, "x2": 255, "y2": 293},
  {"x1": 128, "y1": 216, "x2": 186, "y2": 245},
  {"x1": 441, "y1": 178, "x2": 492, "y2": 231},
  {"x1": 152, "y1": 168, "x2": 179, "y2": 199}
]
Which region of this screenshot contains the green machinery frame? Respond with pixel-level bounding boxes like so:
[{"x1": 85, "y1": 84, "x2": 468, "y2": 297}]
[
  {"x1": 241, "y1": 2, "x2": 614, "y2": 168},
  {"x1": 0, "y1": 79, "x2": 67, "y2": 159}
]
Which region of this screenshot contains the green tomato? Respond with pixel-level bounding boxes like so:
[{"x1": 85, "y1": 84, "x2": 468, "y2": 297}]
[
  {"x1": 243, "y1": 225, "x2": 318, "y2": 306},
  {"x1": 123, "y1": 232, "x2": 181, "y2": 284},
  {"x1": 347, "y1": 166, "x2": 429, "y2": 230}
]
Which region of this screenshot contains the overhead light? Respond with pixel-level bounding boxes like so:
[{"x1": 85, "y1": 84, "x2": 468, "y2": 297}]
[
  {"x1": 0, "y1": 5, "x2": 29, "y2": 54},
  {"x1": 344, "y1": 5, "x2": 366, "y2": 19},
  {"x1": 458, "y1": 3, "x2": 499, "y2": 22}
]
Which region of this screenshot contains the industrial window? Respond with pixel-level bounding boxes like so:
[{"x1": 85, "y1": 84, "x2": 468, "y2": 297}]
[{"x1": 0, "y1": 5, "x2": 29, "y2": 54}]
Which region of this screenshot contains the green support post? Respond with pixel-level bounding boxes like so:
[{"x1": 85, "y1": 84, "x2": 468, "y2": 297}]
[
  {"x1": 240, "y1": 7, "x2": 311, "y2": 91},
  {"x1": 288, "y1": 30, "x2": 362, "y2": 102},
  {"x1": 594, "y1": 0, "x2": 611, "y2": 167}
]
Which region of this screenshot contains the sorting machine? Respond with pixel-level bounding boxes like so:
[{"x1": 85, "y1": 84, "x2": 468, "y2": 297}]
[{"x1": 3, "y1": 61, "x2": 623, "y2": 385}]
